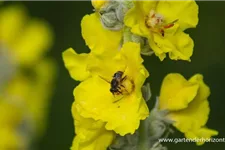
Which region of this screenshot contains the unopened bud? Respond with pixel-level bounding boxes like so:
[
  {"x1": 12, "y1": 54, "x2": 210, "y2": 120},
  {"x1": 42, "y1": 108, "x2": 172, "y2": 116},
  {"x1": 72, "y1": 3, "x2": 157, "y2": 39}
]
[{"x1": 100, "y1": 11, "x2": 123, "y2": 31}]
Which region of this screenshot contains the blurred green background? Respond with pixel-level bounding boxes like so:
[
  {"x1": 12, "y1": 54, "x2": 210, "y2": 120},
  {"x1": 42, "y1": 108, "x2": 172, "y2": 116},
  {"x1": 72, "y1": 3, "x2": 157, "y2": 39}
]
[{"x1": 3, "y1": 1, "x2": 225, "y2": 150}]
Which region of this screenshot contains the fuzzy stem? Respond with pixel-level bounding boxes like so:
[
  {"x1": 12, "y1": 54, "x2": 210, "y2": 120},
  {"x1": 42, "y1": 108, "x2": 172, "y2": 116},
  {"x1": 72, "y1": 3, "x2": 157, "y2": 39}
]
[{"x1": 137, "y1": 120, "x2": 149, "y2": 150}]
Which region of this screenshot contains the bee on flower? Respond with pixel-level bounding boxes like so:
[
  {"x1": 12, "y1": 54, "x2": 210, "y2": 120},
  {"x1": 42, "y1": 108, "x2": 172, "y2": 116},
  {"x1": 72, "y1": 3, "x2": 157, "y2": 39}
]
[{"x1": 63, "y1": 42, "x2": 149, "y2": 149}]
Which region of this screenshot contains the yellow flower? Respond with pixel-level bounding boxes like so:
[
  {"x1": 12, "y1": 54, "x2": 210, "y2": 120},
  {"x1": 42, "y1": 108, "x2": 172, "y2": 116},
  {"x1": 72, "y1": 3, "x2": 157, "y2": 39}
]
[
  {"x1": 0, "y1": 97, "x2": 27, "y2": 149},
  {"x1": 0, "y1": 99, "x2": 23, "y2": 129},
  {"x1": 124, "y1": 0, "x2": 198, "y2": 61},
  {"x1": 63, "y1": 42, "x2": 149, "y2": 135},
  {"x1": 0, "y1": 78, "x2": 30, "y2": 149},
  {"x1": 91, "y1": 0, "x2": 108, "y2": 10},
  {"x1": 0, "y1": 4, "x2": 56, "y2": 149},
  {"x1": 0, "y1": 62, "x2": 56, "y2": 149},
  {"x1": 71, "y1": 103, "x2": 115, "y2": 150},
  {"x1": 0, "y1": 5, "x2": 53, "y2": 67},
  {"x1": 0, "y1": 59, "x2": 56, "y2": 139},
  {"x1": 159, "y1": 73, "x2": 218, "y2": 145},
  {"x1": 0, "y1": 128, "x2": 27, "y2": 150},
  {"x1": 81, "y1": 13, "x2": 122, "y2": 54}
]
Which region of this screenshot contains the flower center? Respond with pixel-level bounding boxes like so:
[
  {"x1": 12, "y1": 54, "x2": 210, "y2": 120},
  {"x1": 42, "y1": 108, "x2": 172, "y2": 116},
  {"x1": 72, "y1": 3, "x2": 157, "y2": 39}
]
[
  {"x1": 121, "y1": 77, "x2": 134, "y2": 94},
  {"x1": 145, "y1": 10, "x2": 164, "y2": 28},
  {"x1": 145, "y1": 9, "x2": 178, "y2": 36}
]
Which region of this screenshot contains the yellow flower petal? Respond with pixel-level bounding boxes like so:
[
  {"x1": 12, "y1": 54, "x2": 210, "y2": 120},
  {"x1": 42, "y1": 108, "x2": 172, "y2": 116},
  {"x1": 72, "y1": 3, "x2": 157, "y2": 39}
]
[
  {"x1": 62, "y1": 48, "x2": 90, "y2": 81},
  {"x1": 87, "y1": 51, "x2": 126, "y2": 81},
  {"x1": 124, "y1": 5, "x2": 139, "y2": 28},
  {"x1": 156, "y1": 0, "x2": 199, "y2": 31},
  {"x1": 120, "y1": 42, "x2": 149, "y2": 89},
  {"x1": 0, "y1": 128, "x2": 27, "y2": 149},
  {"x1": 189, "y1": 74, "x2": 210, "y2": 101},
  {"x1": 148, "y1": 31, "x2": 194, "y2": 61},
  {"x1": 81, "y1": 13, "x2": 122, "y2": 54},
  {"x1": 74, "y1": 76, "x2": 149, "y2": 136},
  {"x1": 11, "y1": 19, "x2": 53, "y2": 66},
  {"x1": 121, "y1": 42, "x2": 143, "y2": 67},
  {"x1": 140, "y1": 1, "x2": 158, "y2": 15},
  {"x1": 152, "y1": 34, "x2": 175, "y2": 53},
  {"x1": 148, "y1": 33, "x2": 175, "y2": 61},
  {"x1": 159, "y1": 73, "x2": 199, "y2": 111},
  {"x1": 124, "y1": 2, "x2": 151, "y2": 37},
  {"x1": 147, "y1": 36, "x2": 166, "y2": 61},
  {"x1": 169, "y1": 99, "x2": 210, "y2": 134},
  {"x1": 91, "y1": 0, "x2": 108, "y2": 10},
  {"x1": 71, "y1": 102, "x2": 115, "y2": 150},
  {"x1": 185, "y1": 128, "x2": 218, "y2": 145},
  {"x1": 4, "y1": 74, "x2": 31, "y2": 105},
  {"x1": 168, "y1": 74, "x2": 211, "y2": 132},
  {"x1": 0, "y1": 5, "x2": 27, "y2": 46},
  {"x1": 168, "y1": 32, "x2": 194, "y2": 61},
  {"x1": 0, "y1": 100, "x2": 23, "y2": 128}
]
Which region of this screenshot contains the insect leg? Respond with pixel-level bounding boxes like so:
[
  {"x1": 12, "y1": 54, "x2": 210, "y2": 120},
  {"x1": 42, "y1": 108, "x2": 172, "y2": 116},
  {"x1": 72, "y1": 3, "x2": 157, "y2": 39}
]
[
  {"x1": 121, "y1": 76, "x2": 127, "y2": 82},
  {"x1": 98, "y1": 75, "x2": 110, "y2": 83}
]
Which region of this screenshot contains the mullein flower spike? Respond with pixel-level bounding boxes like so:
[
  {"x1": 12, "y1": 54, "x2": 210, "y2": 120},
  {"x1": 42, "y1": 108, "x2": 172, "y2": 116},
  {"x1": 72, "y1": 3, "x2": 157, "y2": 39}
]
[
  {"x1": 62, "y1": 0, "x2": 218, "y2": 150},
  {"x1": 0, "y1": 4, "x2": 56, "y2": 149}
]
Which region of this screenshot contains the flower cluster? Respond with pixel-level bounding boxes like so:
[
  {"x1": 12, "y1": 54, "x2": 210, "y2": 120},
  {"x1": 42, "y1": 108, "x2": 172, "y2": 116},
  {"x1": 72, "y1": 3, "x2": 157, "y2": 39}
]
[
  {"x1": 62, "y1": 0, "x2": 218, "y2": 150},
  {"x1": 0, "y1": 4, "x2": 56, "y2": 149}
]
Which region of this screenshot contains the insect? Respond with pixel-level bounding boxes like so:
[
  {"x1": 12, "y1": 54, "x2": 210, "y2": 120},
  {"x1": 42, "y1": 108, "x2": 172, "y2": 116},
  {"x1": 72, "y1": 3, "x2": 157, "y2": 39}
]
[{"x1": 110, "y1": 71, "x2": 127, "y2": 95}]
